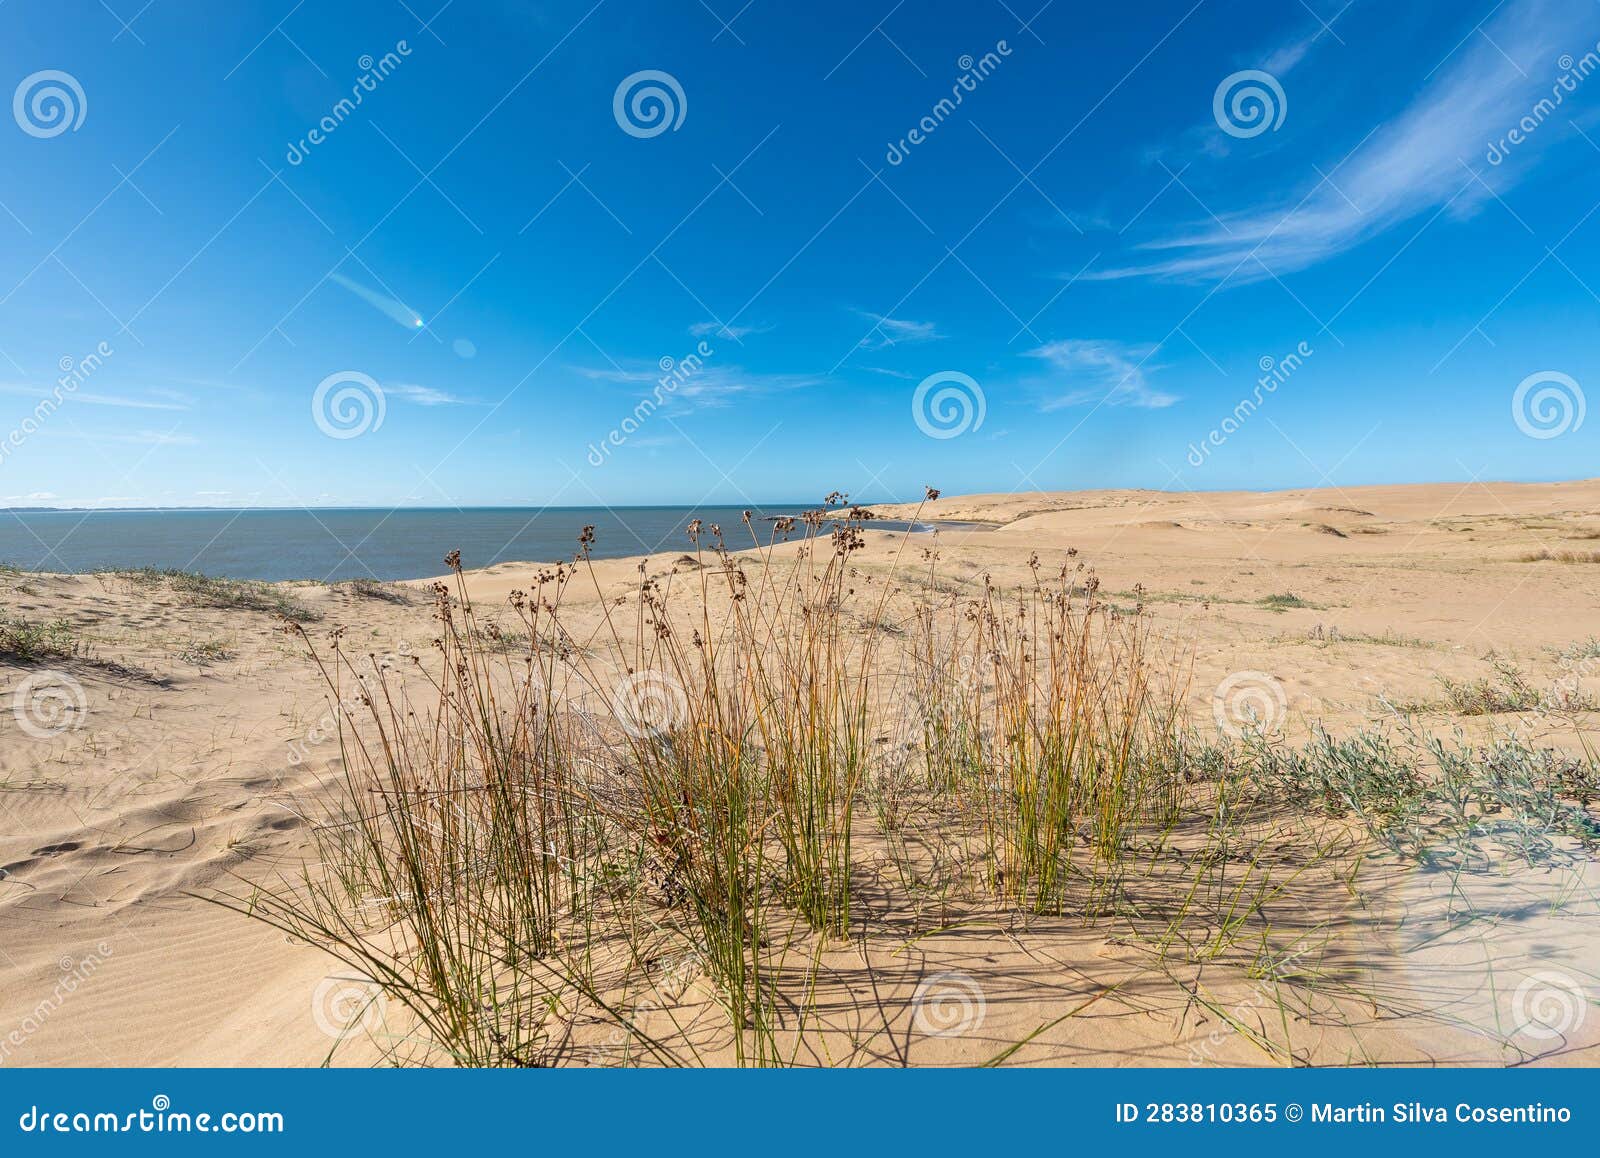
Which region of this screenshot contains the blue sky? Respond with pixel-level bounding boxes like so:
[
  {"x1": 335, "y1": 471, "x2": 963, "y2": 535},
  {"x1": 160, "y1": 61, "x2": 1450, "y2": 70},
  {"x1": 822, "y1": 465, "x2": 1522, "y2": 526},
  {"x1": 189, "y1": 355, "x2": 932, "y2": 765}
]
[{"x1": 1, "y1": 0, "x2": 1598, "y2": 508}]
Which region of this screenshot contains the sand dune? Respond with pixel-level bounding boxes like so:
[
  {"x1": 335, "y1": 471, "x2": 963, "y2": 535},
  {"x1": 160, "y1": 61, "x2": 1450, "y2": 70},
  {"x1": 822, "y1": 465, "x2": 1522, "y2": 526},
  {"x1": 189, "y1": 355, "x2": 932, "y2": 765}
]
[{"x1": 3, "y1": 479, "x2": 1598, "y2": 1066}]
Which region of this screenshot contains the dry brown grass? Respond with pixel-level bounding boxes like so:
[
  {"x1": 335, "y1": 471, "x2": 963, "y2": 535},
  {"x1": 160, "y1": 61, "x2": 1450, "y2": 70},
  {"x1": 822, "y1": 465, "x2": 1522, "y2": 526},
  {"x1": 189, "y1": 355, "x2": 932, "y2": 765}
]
[{"x1": 1518, "y1": 548, "x2": 1600, "y2": 564}]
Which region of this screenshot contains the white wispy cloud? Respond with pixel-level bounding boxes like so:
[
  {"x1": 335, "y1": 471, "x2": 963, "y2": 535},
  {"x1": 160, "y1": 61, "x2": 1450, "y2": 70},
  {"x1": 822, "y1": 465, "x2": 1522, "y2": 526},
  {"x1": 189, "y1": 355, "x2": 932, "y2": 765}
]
[
  {"x1": 1100, "y1": 0, "x2": 1598, "y2": 282},
  {"x1": 75, "y1": 392, "x2": 187, "y2": 410},
  {"x1": 575, "y1": 366, "x2": 656, "y2": 384},
  {"x1": 118, "y1": 430, "x2": 196, "y2": 445},
  {"x1": 0, "y1": 383, "x2": 188, "y2": 410},
  {"x1": 1260, "y1": 29, "x2": 1318, "y2": 77},
  {"x1": 1026, "y1": 340, "x2": 1179, "y2": 409},
  {"x1": 386, "y1": 383, "x2": 478, "y2": 406},
  {"x1": 574, "y1": 363, "x2": 820, "y2": 411},
  {"x1": 53, "y1": 429, "x2": 198, "y2": 445},
  {"x1": 855, "y1": 313, "x2": 942, "y2": 349},
  {"x1": 689, "y1": 321, "x2": 772, "y2": 340}
]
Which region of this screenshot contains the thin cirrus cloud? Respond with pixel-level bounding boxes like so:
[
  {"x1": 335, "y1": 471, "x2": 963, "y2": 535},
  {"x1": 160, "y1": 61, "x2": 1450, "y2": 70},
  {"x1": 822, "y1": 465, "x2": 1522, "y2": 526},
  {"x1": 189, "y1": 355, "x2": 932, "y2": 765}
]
[
  {"x1": 1259, "y1": 29, "x2": 1317, "y2": 78},
  {"x1": 855, "y1": 313, "x2": 942, "y2": 349},
  {"x1": 1027, "y1": 340, "x2": 1178, "y2": 410},
  {"x1": 385, "y1": 382, "x2": 479, "y2": 406},
  {"x1": 688, "y1": 321, "x2": 773, "y2": 340},
  {"x1": 1097, "y1": 0, "x2": 1597, "y2": 283},
  {"x1": 53, "y1": 428, "x2": 198, "y2": 445},
  {"x1": 0, "y1": 383, "x2": 188, "y2": 410},
  {"x1": 575, "y1": 363, "x2": 819, "y2": 411}
]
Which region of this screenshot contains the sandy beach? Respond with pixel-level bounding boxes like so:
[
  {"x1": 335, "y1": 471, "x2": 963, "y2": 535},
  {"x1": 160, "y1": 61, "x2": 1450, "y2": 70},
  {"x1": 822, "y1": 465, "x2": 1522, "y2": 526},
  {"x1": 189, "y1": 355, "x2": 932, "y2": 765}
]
[{"x1": 3, "y1": 478, "x2": 1598, "y2": 1067}]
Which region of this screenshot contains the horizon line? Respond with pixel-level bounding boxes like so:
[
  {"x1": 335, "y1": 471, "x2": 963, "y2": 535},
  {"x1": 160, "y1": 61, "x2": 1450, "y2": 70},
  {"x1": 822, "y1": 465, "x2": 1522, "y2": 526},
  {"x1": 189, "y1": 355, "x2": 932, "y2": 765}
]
[{"x1": 4, "y1": 474, "x2": 1599, "y2": 514}]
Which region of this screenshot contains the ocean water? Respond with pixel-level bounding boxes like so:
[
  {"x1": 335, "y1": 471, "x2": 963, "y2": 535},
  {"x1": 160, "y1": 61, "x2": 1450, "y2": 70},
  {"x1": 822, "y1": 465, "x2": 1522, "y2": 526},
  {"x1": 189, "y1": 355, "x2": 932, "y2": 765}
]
[{"x1": 0, "y1": 506, "x2": 945, "y2": 582}]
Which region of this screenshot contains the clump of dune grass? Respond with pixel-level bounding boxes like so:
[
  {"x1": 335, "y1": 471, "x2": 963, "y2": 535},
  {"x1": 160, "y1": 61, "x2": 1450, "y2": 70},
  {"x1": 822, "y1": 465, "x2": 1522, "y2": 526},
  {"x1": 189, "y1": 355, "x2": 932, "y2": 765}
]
[
  {"x1": 1259, "y1": 592, "x2": 1314, "y2": 611},
  {"x1": 1413, "y1": 656, "x2": 1598, "y2": 716},
  {"x1": 0, "y1": 614, "x2": 80, "y2": 663},
  {"x1": 123, "y1": 567, "x2": 321, "y2": 621},
  {"x1": 909, "y1": 557, "x2": 1189, "y2": 914},
  {"x1": 176, "y1": 638, "x2": 234, "y2": 666},
  {"x1": 1556, "y1": 636, "x2": 1600, "y2": 663},
  {"x1": 336, "y1": 577, "x2": 414, "y2": 604},
  {"x1": 1517, "y1": 548, "x2": 1600, "y2": 563},
  {"x1": 1436, "y1": 658, "x2": 1543, "y2": 715},
  {"x1": 1303, "y1": 625, "x2": 1435, "y2": 649},
  {"x1": 221, "y1": 563, "x2": 599, "y2": 1066}
]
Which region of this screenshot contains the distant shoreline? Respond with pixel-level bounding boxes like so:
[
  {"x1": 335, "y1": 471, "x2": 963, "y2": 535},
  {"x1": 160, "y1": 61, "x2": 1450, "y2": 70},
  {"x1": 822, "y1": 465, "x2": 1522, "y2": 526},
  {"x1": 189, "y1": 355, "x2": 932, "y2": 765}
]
[
  {"x1": 0, "y1": 504, "x2": 961, "y2": 584},
  {"x1": 0, "y1": 502, "x2": 825, "y2": 515},
  {"x1": 7, "y1": 475, "x2": 1594, "y2": 516}
]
